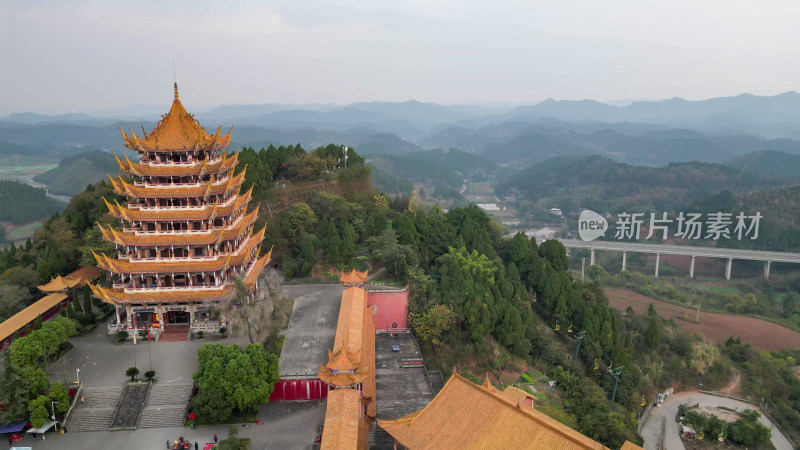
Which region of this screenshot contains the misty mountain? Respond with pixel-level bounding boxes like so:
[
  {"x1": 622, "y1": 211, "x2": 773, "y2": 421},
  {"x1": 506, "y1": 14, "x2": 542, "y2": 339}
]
[{"x1": 474, "y1": 91, "x2": 800, "y2": 138}]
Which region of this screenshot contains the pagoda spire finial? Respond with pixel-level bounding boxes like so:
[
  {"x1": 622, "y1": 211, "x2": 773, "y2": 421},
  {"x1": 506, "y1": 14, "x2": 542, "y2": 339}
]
[{"x1": 174, "y1": 82, "x2": 179, "y2": 101}]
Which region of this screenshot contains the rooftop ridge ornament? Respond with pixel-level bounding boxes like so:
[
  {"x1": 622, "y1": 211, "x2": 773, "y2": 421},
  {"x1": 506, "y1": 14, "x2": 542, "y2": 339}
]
[{"x1": 174, "y1": 82, "x2": 179, "y2": 101}]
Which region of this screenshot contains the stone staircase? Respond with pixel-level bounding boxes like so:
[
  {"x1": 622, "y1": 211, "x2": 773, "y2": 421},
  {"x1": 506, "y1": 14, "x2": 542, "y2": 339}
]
[
  {"x1": 139, "y1": 384, "x2": 193, "y2": 428},
  {"x1": 368, "y1": 424, "x2": 396, "y2": 449},
  {"x1": 158, "y1": 324, "x2": 190, "y2": 342},
  {"x1": 66, "y1": 386, "x2": 124, "y2": 432}
]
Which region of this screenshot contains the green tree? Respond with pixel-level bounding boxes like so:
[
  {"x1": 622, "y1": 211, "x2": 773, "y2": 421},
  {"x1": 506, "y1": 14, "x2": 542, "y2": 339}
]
[
  {"x1": 339, "y1": 220, "x2": 357, "y2": 263},
  {"x1": 33, "y1": 315, "x2": 43, "y2": 331},
  {"x1": 48, "y1": 382, "x2": 69, "y2": 413},
  {"x1": 24, "y1": 366, "x2": 48, "y2": 398},
  {"x1": 192, "y1": 385, "x2": 233, "y2": 423},
  {"x1": 83, "y1": 288, "x2": 92, "y2": 313},
  {"x1": 411, "y1": 305, "x2": 456, "y2": 345},
  {"x1": 28, "y1": 395, "x2": 50, "y2": 428},
  {"x1": 0, "y1": 351, "x2": 31, "y2": 423},
  {"x1": 126, "y1": 366, "x2": 140, "y2": 381}
]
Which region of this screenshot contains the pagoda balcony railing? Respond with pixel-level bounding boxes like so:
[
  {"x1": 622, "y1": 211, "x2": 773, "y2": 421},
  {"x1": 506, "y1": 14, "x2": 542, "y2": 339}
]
[
  {"x1": 131, "y1": 176, "x2": 230, "y2": 188},
  {"x1": 114, "y1": 284, "x2": 227, "y2": 294},
  {"x1": 118, "y1": 254, "x2": 225, "y2": 262},
  {"x1": 138, "y1": 157, "x2": 223, "y2": 167},
  {"x1": 128, "y1": 204, "x2": 210, "y2": 211},
  {"x1": 126, "y1": 193, "x2": 237, "y2": 211}
]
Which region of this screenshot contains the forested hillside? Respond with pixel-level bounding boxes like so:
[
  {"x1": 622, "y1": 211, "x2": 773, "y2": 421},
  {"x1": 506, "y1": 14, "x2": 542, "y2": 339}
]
[
  {"x1": 0, "y1": 181, "x2": 66, "y2": 224},
  {"x1": 498, "y1": 155, "x2": 786, "y2": 218},
  {"x1": 370, "y1": 148, "x2": 494, "y2": 191},
  {"x1": 33, "y1": 150, "x2": 118, "y2": 196},
  {"x1": 726, "y1": 150, "x2": 800, "y2": 179}
]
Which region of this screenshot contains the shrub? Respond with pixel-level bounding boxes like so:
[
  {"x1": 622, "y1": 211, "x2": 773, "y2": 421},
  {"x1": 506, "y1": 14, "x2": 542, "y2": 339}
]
[
  {"x1": 138, "y1": 329, "x2": 147, "y2": 338},
  {"x1": 144, "y1": 370, "x2": 155, "y2": 381},
  {"x1": 125, "y1": 367, "x2": 139, "y2": 381},
  {"x1": 197, "y1": 331, "x2": 205, "y2": 339},
  {"x1": 116, "y1": 330, "x2": 129, "y2": 343}
]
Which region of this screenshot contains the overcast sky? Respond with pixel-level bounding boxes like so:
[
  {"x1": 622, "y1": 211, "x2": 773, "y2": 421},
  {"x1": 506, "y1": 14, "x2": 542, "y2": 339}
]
[{"x1": 2, "y1": 0, "x2": 799, "y2": 114}]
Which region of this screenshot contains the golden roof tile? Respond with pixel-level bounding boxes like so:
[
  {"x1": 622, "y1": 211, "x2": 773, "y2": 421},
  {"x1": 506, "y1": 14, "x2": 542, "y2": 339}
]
[
  {"x1": 88, "y1": 251, "x2": 270, "y2": 305},
  {"x1": 116, "y1": 152, "x2": 238, "y2": 178},
  {"x1": 110, "y1": 169, "x2": 245, "y2": 199},
  {"x1": 120, "y1": 83, "x2": 232, "y2": 152},
  {"x1": 93, "y1": 226, "x2": 264, "y2": 274},
  {"x1": 378, "y1": 372, "x2": 613, "y2": 450},
  {"x1": 67, "y1": 266, "x2": 102, "y2": 286},
  {"x1": 37, "y1": 275, "x2": 81, "y2": 292},
  {"x1": 339, "y1": 269, "x2": 368, "y2": 284},
  {"x1": 0, "y1": 293, "x2": 68, "y2": 342},
  {"x1": 99, "y1": 207, "x2": 258, "y2": 247},
  {"x1": 104, "y1": 186, "x2": 252, "y2": 222},
  {"x1": 320, "y1": 389, "x2": 367, "y2": 450}
]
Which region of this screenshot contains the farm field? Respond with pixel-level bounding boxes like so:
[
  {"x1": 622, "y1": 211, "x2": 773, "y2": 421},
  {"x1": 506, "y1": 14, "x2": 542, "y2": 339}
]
[
  {"x1": 0, "y1": 155, "x2": 58, "y2": 180},
  {"x1": 605, "y1": 288, "x2": 800, "y2": 351}
]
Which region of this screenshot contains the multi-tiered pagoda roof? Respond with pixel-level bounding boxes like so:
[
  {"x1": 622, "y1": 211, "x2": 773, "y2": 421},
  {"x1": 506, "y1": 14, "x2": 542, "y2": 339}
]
[{"x1": 90, "y1": 83, "x2": 269, "y2": 308}]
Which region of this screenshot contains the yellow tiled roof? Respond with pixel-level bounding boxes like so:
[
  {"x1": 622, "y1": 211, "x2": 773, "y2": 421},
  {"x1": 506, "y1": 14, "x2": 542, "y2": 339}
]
[
  {"x1": 94, "y1": 226, "x2": 265, "y2": 274},
  {"x1": 37, "y1": 275, "x2": 80, "y2": 292},
  {"x1": 120, "y1": 84, "x2": 232, "y2": 153},
  {"x1": 109, "y1": 168, "x2": 245, "y2": 199},
  {"x1": 0, "y1": 293, "x2": 68, "y2": 342},
  {"x1": 116, "y1": 152, "x2": 238, "y2": 177},
  {"x1": 378, "y1": 371, "x2": 613, "y2": 450},
  {"x1": 99, "y1": 207, "x2": 258, "y2": 247},
  {"x1": 104, "y1": 186, "x2": 252, "y2": 222},
  {"x1": 339, "y1": 269, "x2": 368, "y2": 284},
  {"x1": 67, "y1": 266, "x2": 101, "y2": 286},
  {"x1": 320, "y1": 389, "x2": 368, "y2": 450},
  {"x1": 88, "y1": 249, "x2": 271, "y2": 305}
]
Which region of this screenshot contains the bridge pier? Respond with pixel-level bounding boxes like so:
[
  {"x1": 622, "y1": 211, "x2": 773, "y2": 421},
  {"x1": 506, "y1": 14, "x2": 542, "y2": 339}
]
[
  {"x1": 725, "y1": 258, "x2": 733, "y2": 280},
  {"x1": 655, "y1": 253, "x2": 660, "y2": 278},
  {"x1": 689, "y1": 255, "x2": 695, "y2": 279},
  {"x1": 590, "y1": 249, "x2": 595, "y2": 266},
  {"x1": 764, "y1": 260, "x2": 771, "y2": 280},
  {"x1": 621, "y1": 251, "x2": 627, "y2": 272}
]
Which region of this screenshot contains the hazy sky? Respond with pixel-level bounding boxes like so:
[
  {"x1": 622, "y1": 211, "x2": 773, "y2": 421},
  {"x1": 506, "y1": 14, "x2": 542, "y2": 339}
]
[{"x1": 2, "y1": 0, "x2": 799, "y2": 113}]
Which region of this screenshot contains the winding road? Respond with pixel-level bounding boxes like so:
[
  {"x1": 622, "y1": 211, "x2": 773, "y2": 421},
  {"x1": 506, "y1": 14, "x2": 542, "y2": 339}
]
[{"x1": 639, "y1": 391, "x2": 794, "y2": 450}]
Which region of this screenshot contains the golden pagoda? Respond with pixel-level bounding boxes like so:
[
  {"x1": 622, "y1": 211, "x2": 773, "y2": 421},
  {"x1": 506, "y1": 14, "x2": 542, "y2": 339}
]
[{"x1": 89, "y1": 84, "x2": 270, "y2": 337}]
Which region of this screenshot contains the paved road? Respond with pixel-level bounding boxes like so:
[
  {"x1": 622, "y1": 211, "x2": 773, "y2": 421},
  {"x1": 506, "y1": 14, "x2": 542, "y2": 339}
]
[
  {"x1": 279, "y1": 284, "x2": 343, "y2": 377},
  {"x1": 558, "y1": 239, "x2": 800, "y2": 264},
  {"x1": 640, "y1": 391, "x2": 794, "y2": 450}
]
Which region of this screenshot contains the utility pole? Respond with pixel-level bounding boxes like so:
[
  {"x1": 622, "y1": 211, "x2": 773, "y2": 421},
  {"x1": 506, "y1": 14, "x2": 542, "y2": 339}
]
[
  {"x1": 50, "y1": 400, "x2": 60, "y2": 431},
  {"x1": 573, "y1": 331, "x2": 587, "y2": 362},
  {"x1": 610, "y1": 367, "x2": 624, "y2": 402}
]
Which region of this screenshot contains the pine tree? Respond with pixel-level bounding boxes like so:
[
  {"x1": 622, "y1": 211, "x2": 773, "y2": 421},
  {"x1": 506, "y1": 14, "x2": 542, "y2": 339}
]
[
  {"x1": 339, "y1": 221, "x2": 357, "y2": 263},
  {"x1": 33, "y1": 316, "x2": 42, "y2": 330},
  {"x1": 72, "y1": 290, "x2": 83, "y2": 314},
  {"x1": 82, "y1": 288, "x2": 92, "y2": 313}
]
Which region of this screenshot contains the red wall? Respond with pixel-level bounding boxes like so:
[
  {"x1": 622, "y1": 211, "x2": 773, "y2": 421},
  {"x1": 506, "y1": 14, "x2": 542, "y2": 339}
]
[
  {"x1": 269, "y1": 379, "x2": 328, "y2": 401},
  {"x1": 367, "y1": 291, "x2": 409, "y2": 331}
]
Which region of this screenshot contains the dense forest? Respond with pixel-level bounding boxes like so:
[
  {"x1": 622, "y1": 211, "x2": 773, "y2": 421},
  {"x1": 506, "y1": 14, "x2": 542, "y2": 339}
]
[{"x1": 0, "y1": 180, "x2": 66, "y2": 225}]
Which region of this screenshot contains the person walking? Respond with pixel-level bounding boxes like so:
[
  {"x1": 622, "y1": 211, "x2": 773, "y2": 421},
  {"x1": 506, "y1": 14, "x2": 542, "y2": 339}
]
[
  {"x1": 195, "y1": 442, "x2": 199, "y2": 450},
  {"x1": 213, "y1": 433, "x2": 218, "y2": 442},
  {"x1": 166, "y1": 440, "x2": 170, "y2": 449}
]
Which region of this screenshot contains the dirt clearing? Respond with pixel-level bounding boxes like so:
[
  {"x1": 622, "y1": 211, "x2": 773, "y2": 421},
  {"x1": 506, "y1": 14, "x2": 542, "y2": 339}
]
[{"x1": 606, "y1": 288, "x2": 800, "y2": 351}]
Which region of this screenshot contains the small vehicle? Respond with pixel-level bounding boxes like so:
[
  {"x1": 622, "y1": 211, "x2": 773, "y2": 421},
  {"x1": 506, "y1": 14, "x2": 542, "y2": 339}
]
[{"x1": 392, "y1": 345, "x2": 400, "y2": 352}]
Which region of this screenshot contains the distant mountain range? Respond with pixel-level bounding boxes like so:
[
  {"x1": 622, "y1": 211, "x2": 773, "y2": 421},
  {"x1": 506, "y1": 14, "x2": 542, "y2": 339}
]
[{"x1": 3, "y1": 91, "x2": 800, "y2": 171}]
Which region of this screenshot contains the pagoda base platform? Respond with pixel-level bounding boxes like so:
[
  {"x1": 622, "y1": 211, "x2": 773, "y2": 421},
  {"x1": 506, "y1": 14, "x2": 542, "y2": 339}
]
[{"x1": 158, "y1": 324, "x2": 190, "y2": 342}]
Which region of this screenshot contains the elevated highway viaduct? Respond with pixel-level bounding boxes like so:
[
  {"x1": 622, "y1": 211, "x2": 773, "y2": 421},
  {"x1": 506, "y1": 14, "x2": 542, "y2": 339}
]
[{"x1": 556, "y1": 239, "x2": 800, "y2": 280}]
